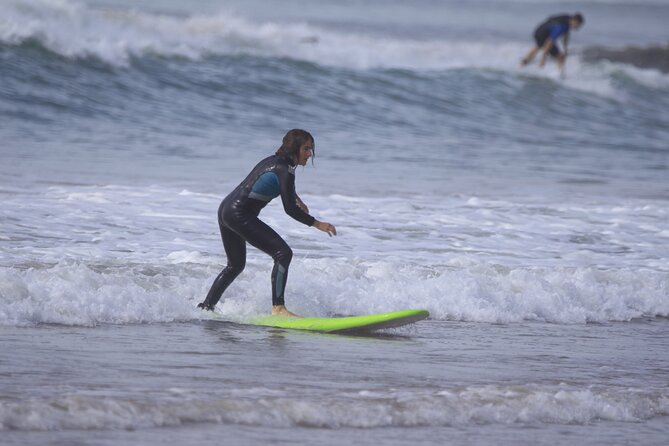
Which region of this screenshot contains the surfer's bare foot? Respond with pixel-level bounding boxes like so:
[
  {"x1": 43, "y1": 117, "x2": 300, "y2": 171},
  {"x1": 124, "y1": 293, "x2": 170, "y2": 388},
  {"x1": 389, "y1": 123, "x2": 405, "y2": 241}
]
[{"x1": 272, "y1": 305, "x2": 301, "y2": 318}]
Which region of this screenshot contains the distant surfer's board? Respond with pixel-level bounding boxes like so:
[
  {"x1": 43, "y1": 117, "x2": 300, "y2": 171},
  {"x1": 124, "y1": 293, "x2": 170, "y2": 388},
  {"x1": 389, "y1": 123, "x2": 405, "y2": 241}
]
[{"x1": 206, "y1": 309, "x2": 429, "y2": 334}]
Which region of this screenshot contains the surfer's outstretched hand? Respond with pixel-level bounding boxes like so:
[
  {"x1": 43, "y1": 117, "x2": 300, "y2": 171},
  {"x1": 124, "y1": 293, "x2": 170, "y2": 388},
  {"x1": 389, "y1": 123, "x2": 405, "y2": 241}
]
[{"x1": 314, "y1": 219, "x2": 337, "y2": 237}]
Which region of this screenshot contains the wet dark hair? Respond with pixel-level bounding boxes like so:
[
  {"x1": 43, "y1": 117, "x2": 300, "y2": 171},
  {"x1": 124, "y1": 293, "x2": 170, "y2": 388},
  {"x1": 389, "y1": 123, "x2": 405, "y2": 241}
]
[
  {"x1": 275, "y1": 129, "x2": 315, "y2": 165},
  {"x1": 573, "y1": 13, "x2": 584, "y2": 24}
]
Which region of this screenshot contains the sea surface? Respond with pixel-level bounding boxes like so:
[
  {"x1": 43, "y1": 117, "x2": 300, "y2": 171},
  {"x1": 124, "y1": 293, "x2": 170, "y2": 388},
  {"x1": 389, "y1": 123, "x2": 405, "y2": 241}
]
[{"x1": 1, "y1": 0, "x2": 668, "y2": 444}]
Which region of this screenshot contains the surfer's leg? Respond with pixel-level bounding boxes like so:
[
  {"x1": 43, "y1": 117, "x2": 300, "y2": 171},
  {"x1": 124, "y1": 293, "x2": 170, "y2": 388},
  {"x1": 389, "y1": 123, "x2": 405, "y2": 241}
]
[
  {"x1": 522, "y1": 29, "x2": 547, "y2": 66},
  {"x1": 242, "y1": 219, "x2": 293, "y2": 307},
  {"x1": 199, "y1": 225, "x2": 246, "y2": 310},
  {"x1": 521, "y1": 46, "x2": 540, "y2": 65},
  {"x1": 548, "y1": 45, "x2": 560, "y2": 58}
]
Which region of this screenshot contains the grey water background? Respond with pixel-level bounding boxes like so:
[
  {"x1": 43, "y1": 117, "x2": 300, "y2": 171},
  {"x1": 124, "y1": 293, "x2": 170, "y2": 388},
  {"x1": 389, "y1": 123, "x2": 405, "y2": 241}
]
[
  {"x1": 2, "y1": 319, "x2": 668, "y2": 445},
  {"x1": 1, "y1": 0, "x2": 669, "y2": 444}
]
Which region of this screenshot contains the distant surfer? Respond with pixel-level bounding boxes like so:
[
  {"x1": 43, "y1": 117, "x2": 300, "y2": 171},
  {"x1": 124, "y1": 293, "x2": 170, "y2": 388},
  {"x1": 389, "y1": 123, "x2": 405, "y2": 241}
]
[
  {"x1": 520, "y1": 13, "x2": 584, "y2": 77},
  {"x1": 198, "y1": 129, "x2": 336, "y2": 317}
]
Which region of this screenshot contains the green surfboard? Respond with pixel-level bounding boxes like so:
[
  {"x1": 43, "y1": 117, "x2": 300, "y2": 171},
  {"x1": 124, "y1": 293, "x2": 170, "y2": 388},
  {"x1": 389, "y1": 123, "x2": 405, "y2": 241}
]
[{"x1": 206, "y1": 309, "x2": 429, "y2": 334}]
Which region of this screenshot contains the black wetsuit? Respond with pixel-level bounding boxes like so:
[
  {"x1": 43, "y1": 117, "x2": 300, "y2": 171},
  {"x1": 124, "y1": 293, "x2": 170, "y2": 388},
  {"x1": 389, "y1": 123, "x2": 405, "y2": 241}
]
[
  {"x1": 533, "y1": 15, "x2": 571, "y2": 57},
  {"x1": 200, "y1": 155, "x2": 315, "y2": 310}
]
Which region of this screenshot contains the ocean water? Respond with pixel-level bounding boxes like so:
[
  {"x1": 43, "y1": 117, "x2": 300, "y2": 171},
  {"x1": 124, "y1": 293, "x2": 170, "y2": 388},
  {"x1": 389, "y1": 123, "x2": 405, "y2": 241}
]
[{"x1": 1, "y1": 0, "x2": 668, "y2": 444}]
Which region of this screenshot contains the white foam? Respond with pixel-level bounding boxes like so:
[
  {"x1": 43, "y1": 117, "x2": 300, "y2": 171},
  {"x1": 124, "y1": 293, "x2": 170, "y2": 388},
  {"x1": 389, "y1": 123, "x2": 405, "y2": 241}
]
[
  {"x1": 166, "y1": 250, "x2": 207, "y2": 264},
  {"x1": 2, "y1": 0, "x2": 667, "y2": 97},
  {"x1": 0, "y1": 261, "x2": 202, "y2": 326},
  {"x1": 1, "y1": 255, "x2": 667, "y2": 327},
  {"x1": 1, "y1": 385, "x2": 666, "y2": 430},
  {"x1": 1, "y1": 183, "x2": 667, "y2": 326},
  {"x1": 4, "y1": 0, "x2": 483, "y2": 69}
]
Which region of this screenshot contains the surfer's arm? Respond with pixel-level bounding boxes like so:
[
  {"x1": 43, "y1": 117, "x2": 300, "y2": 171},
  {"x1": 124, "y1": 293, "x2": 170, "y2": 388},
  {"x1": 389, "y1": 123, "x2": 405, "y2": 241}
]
[
  {"x1": 277, "y1": 166, "x2": 335, "y2": 236},
  {"x1": 278, "y1": 168, "x2": 315, "y2": 226},
  {"x1": 296, "y1": 195, "x2": 309, "y2": 214},
  {"x1": 556, "y1": 34, "x2": 568, "y2": 75}
]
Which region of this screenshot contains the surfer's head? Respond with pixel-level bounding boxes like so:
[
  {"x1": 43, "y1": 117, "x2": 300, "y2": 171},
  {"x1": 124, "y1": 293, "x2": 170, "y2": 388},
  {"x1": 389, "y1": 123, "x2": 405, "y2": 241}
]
[
  {"x1": 571, "y1": 13, "x2": 584, "y2": 30},
  {"x1": 276, "y1": 129, "x2": 315, "y2": 166}
]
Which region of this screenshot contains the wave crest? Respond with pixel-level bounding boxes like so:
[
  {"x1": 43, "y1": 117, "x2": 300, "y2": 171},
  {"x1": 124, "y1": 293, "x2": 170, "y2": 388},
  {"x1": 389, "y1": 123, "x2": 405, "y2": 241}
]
[
  {"x1": 0, "y1": 0, "x2": 529, "y2": 70},
  {"x1": 1, "y1": 259, "x2": 667, "y2": 327},
  {"x1": 1, "y1": 386, "x2": 667, "y2": 431}
]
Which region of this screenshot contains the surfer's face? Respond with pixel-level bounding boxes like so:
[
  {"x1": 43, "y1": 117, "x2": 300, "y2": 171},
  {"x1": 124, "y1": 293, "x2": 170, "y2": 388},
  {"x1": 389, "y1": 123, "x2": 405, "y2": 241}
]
[{"x1": 297, "y1": 141, "x2": 314, "y2": 166}]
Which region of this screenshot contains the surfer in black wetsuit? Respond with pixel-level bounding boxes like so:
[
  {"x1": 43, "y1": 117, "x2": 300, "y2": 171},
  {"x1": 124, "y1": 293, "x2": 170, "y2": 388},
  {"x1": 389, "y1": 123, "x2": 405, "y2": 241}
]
[
  {"x1": 520, "y1": 13, "x2": 584, "y2": 76},
  {"x1": 197, "y1": 129, "x2": 336, "y2": 317}
]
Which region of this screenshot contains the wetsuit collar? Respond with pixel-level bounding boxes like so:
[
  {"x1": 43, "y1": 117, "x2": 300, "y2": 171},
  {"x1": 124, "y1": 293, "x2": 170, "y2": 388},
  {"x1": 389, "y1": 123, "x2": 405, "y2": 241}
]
[{"x1": 278, "y1": 154, "x2": 297, "y2": 167}]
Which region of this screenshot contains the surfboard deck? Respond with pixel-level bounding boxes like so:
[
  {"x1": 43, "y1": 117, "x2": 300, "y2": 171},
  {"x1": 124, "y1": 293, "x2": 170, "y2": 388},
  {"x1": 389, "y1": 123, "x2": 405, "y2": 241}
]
[{"x1": 205, "y1": 309, "x2": 429, "y2": 334}]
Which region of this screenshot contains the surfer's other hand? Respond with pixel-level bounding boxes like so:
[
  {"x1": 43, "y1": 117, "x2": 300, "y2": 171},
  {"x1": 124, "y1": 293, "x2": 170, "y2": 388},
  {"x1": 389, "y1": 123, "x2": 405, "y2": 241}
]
[{"x1": 314, "y1": 220, "x2": 337, "y2": 237}]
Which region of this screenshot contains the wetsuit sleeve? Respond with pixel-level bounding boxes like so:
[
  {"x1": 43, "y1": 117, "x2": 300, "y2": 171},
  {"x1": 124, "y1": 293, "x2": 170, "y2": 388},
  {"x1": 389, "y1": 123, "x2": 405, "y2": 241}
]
[{"x1": 278, "y1": 168, "x2": 316, "y2": 227}]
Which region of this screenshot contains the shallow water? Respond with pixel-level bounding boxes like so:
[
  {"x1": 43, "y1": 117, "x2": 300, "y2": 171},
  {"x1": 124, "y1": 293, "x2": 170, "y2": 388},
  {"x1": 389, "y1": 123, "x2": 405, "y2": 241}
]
[{"x1": 1, "y1": 319, "x2": 668, "y2": 444}]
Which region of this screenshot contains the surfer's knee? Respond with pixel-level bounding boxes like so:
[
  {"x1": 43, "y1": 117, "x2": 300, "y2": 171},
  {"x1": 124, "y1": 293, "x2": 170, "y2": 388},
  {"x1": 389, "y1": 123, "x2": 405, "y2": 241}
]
[
  {"x1": 225, "y1": 260, "x2": 245, "y2": 277},
  {"x1": 273, "y1": 245, "x2": 292, "y2": 267}
]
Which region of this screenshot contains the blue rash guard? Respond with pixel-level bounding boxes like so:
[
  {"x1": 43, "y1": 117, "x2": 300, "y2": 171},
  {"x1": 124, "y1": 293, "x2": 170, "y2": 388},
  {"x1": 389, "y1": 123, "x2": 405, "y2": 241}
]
[
  {"x1": 549, "y1": 22, "x2": 569, "y2": 41},
  {"x1": 200, "y1": 155, "x2": 315, "y2": 310},
  {"x1": 533, "y1": 15, "x2": 571, "y2": 57}
]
